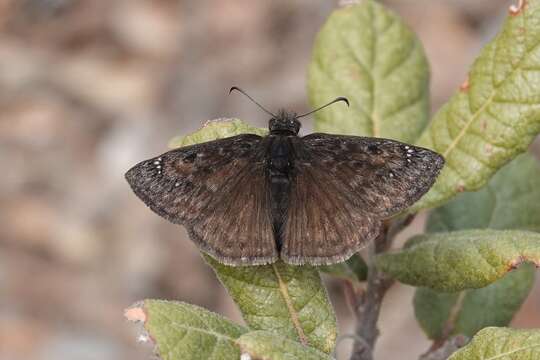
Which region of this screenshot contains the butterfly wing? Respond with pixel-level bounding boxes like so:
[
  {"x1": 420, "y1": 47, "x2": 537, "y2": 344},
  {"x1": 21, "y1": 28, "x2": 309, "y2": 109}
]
[
  {"x1": 281, "y1": 133, "x2": 444, "y2": 265},
  {"x1": 125, "y1": 134, "x2": 278, "y2": 265}
]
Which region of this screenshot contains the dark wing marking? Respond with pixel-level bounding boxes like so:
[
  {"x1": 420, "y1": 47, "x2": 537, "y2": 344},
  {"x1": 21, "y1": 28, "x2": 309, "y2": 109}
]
[
  {"x1": 125, "y1": 134, "x2": 278, "y2": 265},
  {"x1": 280, "y1": 134, "x2": 444, "y2": 265}
]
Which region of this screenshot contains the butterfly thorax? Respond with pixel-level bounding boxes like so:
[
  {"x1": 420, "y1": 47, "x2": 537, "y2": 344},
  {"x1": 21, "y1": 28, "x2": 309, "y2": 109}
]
[{"x1": 269, "y1": 109, "x2": 301, "y2": 136}]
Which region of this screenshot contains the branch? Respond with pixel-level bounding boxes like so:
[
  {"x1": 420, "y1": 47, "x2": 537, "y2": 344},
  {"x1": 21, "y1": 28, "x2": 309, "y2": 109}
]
[{"x1": 348, "y1": 215, "x2": 414, "y2": 360}]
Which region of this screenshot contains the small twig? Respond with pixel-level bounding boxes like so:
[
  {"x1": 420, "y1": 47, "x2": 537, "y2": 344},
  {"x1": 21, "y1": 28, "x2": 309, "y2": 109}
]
[
  {"x1": 419, "y1": 336, "x2": 468, "y2": 360},
  {"x1": 348, "y1": 215, "x2": 415, "y2": 360},
  {"x1": 349, "y1": 240, "x2": 392, "y2": 360}
]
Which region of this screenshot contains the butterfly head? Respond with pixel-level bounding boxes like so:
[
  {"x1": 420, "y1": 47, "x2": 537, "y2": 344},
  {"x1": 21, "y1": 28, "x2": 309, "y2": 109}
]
[
  {"x1": 228, "y1": 86, "x2": 349, "y2": 136},
  {"x1": 269, "y1": 110, "x2": 301, "y2": 135}
]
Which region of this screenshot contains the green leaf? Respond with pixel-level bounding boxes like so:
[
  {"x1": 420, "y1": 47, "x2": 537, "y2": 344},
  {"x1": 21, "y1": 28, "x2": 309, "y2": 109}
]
[
  {"x1": 414, "y1": 264, "x2": 535, "y2": 339},
  {"x1": 414, "y1": 154, "x2": 539, "y2": 339},
  {"x1": 168, "y1": 118, "x2": 267, "y2": 148},
  {"x1": 165, "y1": 118, "x2": 336, "y2": 354},
  {"x1": 236, "y1": 331, "x2": 331, "y2": 360},
  {"x1": 319, "y1": 254, "x2": 368, "y2": 282},
  {"x1": 205, "y1": 257, "x2": 337, "y2": 354},
  {"x1": 413, "y1": 1, "x2": 540, "y2": 210},
  {"x1": 376, "y1": 229, "x2": 540, "y2": 291},
  {"x1": 135, "y1": 300, "x2": 247, "y2": 360},
  {"x1": 448, "y1": 327, "x2": 540, "y2": 360},
  {"x1": 308, "y1": 0, "x2": 429, "y2": 142},
  {"x1": 427, "y1": 154, "x2": 540, "y2": 232}
]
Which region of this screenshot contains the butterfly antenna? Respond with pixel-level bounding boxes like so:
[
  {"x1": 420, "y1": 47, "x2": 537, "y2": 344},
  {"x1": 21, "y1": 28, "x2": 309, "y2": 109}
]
[
  {"x1": 229, "y1": 86, "x2": 276, "y2": 117},
  {"x1": 296, "y1": 97, "x2": 349, "y2": 119}
]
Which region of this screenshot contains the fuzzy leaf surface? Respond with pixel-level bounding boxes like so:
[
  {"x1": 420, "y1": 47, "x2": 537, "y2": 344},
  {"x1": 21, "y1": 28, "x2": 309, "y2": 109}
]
[
  {"x1": 376, "y1": 229, "x2": 540, "y2": 292},
  {"x1": 308, "y1": 0, "x2": 429, "y2": 142},
  {"x1": 139, "y1": 300, "x2": 247, "y2": 360},
  {"x1": 414, "y1": 1, "x2": 540, "y2": 210},
  {"x1": 206, "y1": 257, "x2": 337, "y2": 354},
  {"x1": 448, "y1": 327, "x2": 540, "y2": 360}
]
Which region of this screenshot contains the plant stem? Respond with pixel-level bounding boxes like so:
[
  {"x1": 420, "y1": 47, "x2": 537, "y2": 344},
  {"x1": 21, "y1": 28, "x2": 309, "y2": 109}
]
[{"x1": 349, "y1": 215, "x2": 414, "y2": 360}]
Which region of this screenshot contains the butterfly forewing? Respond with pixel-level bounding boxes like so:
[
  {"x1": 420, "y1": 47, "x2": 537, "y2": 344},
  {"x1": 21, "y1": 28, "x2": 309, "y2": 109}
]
[
  {"x1": 280, "y1": 134, "x2": 444, "y2": 265},
  {"x1": 299, "y1": 134, "x2": 444, "y2": 217},
  {"x1": 125, "y1": 134, "x2": 278, "y2": 265}
]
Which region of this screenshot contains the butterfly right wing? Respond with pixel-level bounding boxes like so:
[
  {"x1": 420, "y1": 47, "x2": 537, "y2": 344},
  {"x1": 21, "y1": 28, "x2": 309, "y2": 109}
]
[
  {"x1": 280, "y1": 134, "x2": 443, "y2": 265},
  {"x1": 125, "y1": 134, "x2": 278, "y2": 265},
  {"x1": 297, "y1": 133, "x2": 445, "y2": 218}
]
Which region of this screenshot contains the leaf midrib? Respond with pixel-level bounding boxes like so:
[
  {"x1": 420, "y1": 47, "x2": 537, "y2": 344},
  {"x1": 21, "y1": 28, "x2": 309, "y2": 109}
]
[
  {"x1": 442, "y1": 92, "x2": 495, "y2": 158},
  {"x1": 271, "y1": 264, "x2": 309, "y2": 346}
]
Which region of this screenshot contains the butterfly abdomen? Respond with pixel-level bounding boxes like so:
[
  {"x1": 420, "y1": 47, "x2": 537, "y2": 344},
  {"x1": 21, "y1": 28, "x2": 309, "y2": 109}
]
[{"x1": 266, "y1": 135, "x2": 296, "y2": 250}]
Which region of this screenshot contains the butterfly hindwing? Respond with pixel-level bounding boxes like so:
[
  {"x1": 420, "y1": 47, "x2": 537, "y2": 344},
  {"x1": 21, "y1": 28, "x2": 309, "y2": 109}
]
[
  {"x1": 125, "y1": 134, "x2": 278, "y2": 265},
  {"x1": 280, "y1": 134, "x2": 444, "y2": 265},
  {"x1": 282, "y1": 150, "x2": 381, "y2": 265}
]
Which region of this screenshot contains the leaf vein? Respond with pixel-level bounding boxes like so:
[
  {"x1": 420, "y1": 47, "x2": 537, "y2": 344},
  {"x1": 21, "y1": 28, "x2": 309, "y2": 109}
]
[{"x1": 271, "y1": 264, "x2": 309, "y2": 346}]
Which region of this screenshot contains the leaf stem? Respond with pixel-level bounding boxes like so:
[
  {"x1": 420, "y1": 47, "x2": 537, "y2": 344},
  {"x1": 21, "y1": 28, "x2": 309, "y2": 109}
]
[{"x1": 441, "y1": 291, "x2": 467, "y2": 340}]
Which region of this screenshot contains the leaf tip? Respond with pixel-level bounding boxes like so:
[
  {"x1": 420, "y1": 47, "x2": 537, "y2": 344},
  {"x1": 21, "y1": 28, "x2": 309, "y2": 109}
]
[
  {"x1": 124, "y1": 302, "x2": 156, "y2": 347},
  {"x1": 459, "y1": 77, "x2": 470, "y2": 92},
  {"x1": 124, "y1": 302, "x2": 147, "y2": 323},
  {"x1": 508, "y1": 255, "x2": 540, "y2": 271},
  {"x1": 509, "y1": 0, "x2": 527, "y2": 16}
]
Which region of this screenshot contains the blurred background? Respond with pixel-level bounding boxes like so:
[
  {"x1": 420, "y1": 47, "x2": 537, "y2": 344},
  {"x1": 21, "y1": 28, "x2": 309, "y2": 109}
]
[{"x1": 1, "y1": 0, "x2": 538, "y2": 359}]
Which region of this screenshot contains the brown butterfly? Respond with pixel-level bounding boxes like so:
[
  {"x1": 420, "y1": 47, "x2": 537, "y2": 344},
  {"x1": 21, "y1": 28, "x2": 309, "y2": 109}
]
[{"x1": 125, "y1": 87, "x2": 444, "y2": 266}]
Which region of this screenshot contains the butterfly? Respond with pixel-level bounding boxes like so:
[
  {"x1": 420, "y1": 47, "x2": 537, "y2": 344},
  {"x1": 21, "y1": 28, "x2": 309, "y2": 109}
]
[{"x1": 125, "y1": 87, "x2": 444, "y2": 266}]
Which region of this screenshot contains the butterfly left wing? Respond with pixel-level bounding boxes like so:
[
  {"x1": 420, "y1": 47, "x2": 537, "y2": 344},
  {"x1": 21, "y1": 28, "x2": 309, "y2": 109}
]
[
  {"x1": 280, "y1": 133, "x2": 444, "y2": 265},
  {"x1": 125, "y1": 134, "x2": 278, "y2": 265}
]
